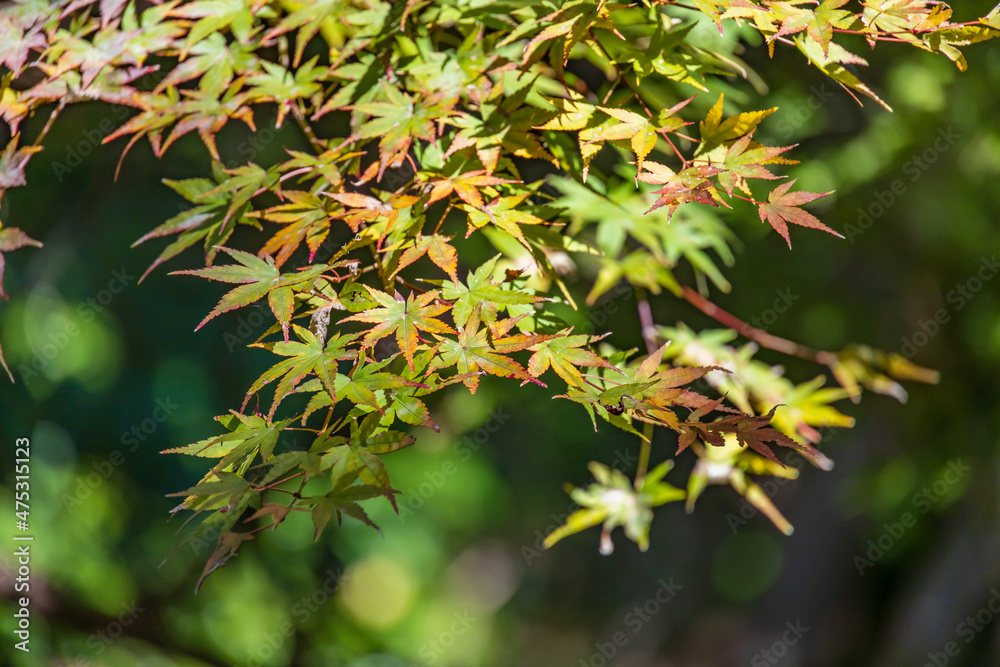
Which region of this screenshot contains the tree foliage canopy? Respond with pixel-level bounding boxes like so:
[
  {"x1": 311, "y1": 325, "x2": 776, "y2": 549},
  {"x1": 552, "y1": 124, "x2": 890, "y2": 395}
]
[{"x1": 2, "y1": 0, "x2": 996, "y2": 588}]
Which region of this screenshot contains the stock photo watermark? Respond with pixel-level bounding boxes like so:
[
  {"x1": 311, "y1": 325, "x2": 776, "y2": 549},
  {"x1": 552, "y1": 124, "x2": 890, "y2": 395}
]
[
  {"x1": 750, "y1": 620, "x2": 809, "y2": 666},
  {"x1": 61, "y1": 600, "x2": 145, "y2": 666},
  {"x1": 17, "y1": 266, "x2": 135, "y2": 382},
  {"x1": 853, "y1": 459, "x2": 969, "y2": 576},
  {"x1": 398, "y1": 407, "x2": 511, "y2": 522},
  {"x1": 900, "y1": 254, "x2": 999, "y2": 358},
  {"x1": 844, "y1": 126, "x2": 959, "y2": 244},
  {"x1": 578, "y1": 577, "x2": 683, "y2": 667},
  {"x1": 922, "y1": 588, "x2": 1000, "y2": 667},
  {"x1": 60, "y1": 397, "x2": 179, "y2": 511},
  {"x1": 238, "y1": 567, "x2": 347, "y2": 667}
]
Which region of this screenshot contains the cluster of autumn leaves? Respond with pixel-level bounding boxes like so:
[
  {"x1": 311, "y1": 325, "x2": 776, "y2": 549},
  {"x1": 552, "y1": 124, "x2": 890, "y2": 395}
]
[{"x1": 1, "y1": 0, "x2": 994, "y2": 579}]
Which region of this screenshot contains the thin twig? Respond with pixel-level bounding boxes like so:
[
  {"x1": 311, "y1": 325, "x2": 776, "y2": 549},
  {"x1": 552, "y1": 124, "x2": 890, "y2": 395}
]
[
  {"x1": 681, "y1": 285, "x2": 834, "y2": 364},
  {"x1": 636, "y1": 421, "x2": 654, "y2": 482},
  {"x1": 635, "y1": 286, "x2": 658, "y2": 355}
]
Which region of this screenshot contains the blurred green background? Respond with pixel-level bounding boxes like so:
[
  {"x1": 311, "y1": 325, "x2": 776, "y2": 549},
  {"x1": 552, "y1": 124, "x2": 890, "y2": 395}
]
[{"x1": 2, "y1": 5, "x2": 1000, "y2": 666}]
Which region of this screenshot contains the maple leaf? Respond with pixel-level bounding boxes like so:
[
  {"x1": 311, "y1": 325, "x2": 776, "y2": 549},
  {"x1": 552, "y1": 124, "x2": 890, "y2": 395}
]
[
  {"x1": 0, "y1": 16, "x2": 47, "y2": 77},
  {"x1": 534, "y1": 95, "x2": 597, "y2": 132},
  {"x1": 643, "y1": 164, "x2": 726, "y2": 221},
  {"x1": 314, "y1": 413, "x2": 416, "y2": 510},
  {"x1": 164, "y1": 412, "x2": 292, "y2": 474},
  {"x1": 196, "y1": 530, "x2": 254, "y2": 592},
  {"x1": 714, "y1": 132, "x2": 796, "y2": 196},
  {"x1": 254, "y1": 191, "x2": 332, "y2": 268},
  {"x1": 697, "y1": 94, "x2": 777, "y2": 157},
  {"x1": 245, "y1": 327, "x2": 357, "y2": 418},
  {"x1": 166, "y1": 0, "x2": 273, "y2": 52},
  {"x1": 243, "y1": 57, "x2": 325, "y2": 128},
  {"x1": 0, "y1": 137, "x2": 42, "y2": 191},
  {"x1": 440, "y1": 254, "x2": 543, "y2": 327},
  {"x1": 153, "y1": 33, "x2": 260, "y2": 97},
  {"x1": 133, "y1": 173, "x2": 238, "y2": 281},
  {"x1": 543, "y1": 461, "x2": 684, "y2": 554},
  {"x1": 806, "y1": 0, "x2": 855, "y2": 57},
  {"x1": 324, "y1": 190, "x2": 395, "y2": 234},
  {"x1": 445, "y1": 83, "x2": 558, "y2": 175},
  {"x1": 394, "y1": 234, "x2": 459, "y2": 283},
  {"x1": 421, "y1": 171, "x2": 518, "y2": 210},
  {"x1": 171, "y1": 246, "x2": 325, "y2": 337},
  {"x1": 429, "y1": 304, "x2": 551, "y2": 393},
  {"x1": 307, "y1": 483, "x2": 387, "y2": 539},
  {"x1": 757, "y1": 179, "x2": 841, "y2": 248},
  {"x1": 462, "y1": 193, "x2": 549, "y2": 248},
  {"x1": 296, "y1": 352, "x2": 429, "y2": 418},
  {"x1": 528, "y1": 330, "x2": 615, "y2": 387},
  {"x1": 679, "y1": 401, "x2": 822, "y2": 467},
  {"x1": 0, "y1": 225, "x2": 43, "y2": 300},
  {"x1": 345, "y1": 82, "x2": 451, "y2": 180},
  {"x1": 342, "y1": 286, "x2": 455, "y2": 369},
  {"x1": 520, "y1": 0, "x2": 621, "y2": 66},
  {"x1": 683, "y1": 432, "x2": 798, "y2": 535}
]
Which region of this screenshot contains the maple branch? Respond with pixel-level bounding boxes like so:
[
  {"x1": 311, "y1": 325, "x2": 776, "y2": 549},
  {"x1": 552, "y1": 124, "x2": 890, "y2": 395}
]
[
  {"x1": 635, "y1": 286, "x2": 658, "y2": 355},
  {"x1": 680, "y1": 285, "x2": 834, "y2": 365},
  {"x1": 31, "y1": 97, "x2": 66, "y2": 149},
  {"x1": 292, "y1": 102, "x2": 325, "y2": 153},
  {"x1": 256, "y1": 472, "x2": 304, "y2": 493},
  {"x1": 730, "y1": 192, "x2": 767, "y2": 206},
  {"x1": 433, "y1": 201, "x2": 454, "y2": 235},
  {"x1": 395, "y1": 275, "x2": 427, "y2": 294},
  {"x1": 636, "y1": 421, "x2": 654, "y2": 483}
]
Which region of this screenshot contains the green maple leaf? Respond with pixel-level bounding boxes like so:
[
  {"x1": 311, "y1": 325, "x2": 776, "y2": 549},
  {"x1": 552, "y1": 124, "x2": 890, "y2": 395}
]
[
  {"x1": 171, "y1": 246, "x2": 326, "y2": 336},
  {"x1": 807, "y1": 0, "x2": 855, "y2": 57},
  {"x1": 154, "y1": 33, "x2": 259, "y2": 98},
  {"x1": 521, "y1": 0, "x2": 621, "y2": 66},
  {"x1": 313, "y1": 413, "x2": 416, "y2": 509},
  {"x1": 167, "y1": 0, "x2": 274, "y2": 51},
  {"x1": 244, "y1": 58, "x2": 325, "y2": 127},
  {"x1": 527, "y1": 330, "x2": 614, "y2": 387},
  {"x1": 757, "y1": 179, "x2": 841, "y2": 248},
  {"x1": 307, "y1": 486, "x2": 385, "y2": 540},
  {"x1": 245, "y1": 326, "x2": 357, "y2": 418},
  {"x1": 429, "y1": 305, "x2": 550, "y2": 393},
  {"x1": 342, "y1": 286, "x2": 454, "y2": 369},
  {"x1": 348, "y1": 82, "x2": 451, "y2": 179},
  {"x1": 543, "y1": 461, "x2": 684, "y2": 554},
  {"x1": 462, "y1": 193, "x2": 549, "y2": 248},
  {"x1": 164, "y1": 412, "x2": 292, "y2": 474},
  {"x1": 337, "y1": 355, "x2": 423, "y2": 412},
  {"x1": 439, "y1": 254, "x2": 543, "y2": 327},
  {"x1": 133, "y1": 173, "x2": 234, "y2": 281}
]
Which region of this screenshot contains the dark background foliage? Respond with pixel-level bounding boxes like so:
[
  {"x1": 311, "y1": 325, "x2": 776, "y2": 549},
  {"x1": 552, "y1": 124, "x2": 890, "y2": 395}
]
[{"x1": 2, "y1": 3, "x2": 1000, "y2": 665}]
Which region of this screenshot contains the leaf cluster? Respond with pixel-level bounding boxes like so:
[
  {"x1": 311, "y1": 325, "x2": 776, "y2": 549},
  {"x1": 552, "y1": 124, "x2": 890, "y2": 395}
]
[{"x1": 0, "y1": 0, "x2": 988, "y2": 581}]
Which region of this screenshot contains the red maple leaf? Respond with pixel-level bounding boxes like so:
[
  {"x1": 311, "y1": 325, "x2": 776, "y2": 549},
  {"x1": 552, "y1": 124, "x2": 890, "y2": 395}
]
[{"x1": 757, "y1": 179, "x2": 842, "y2": 248}]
